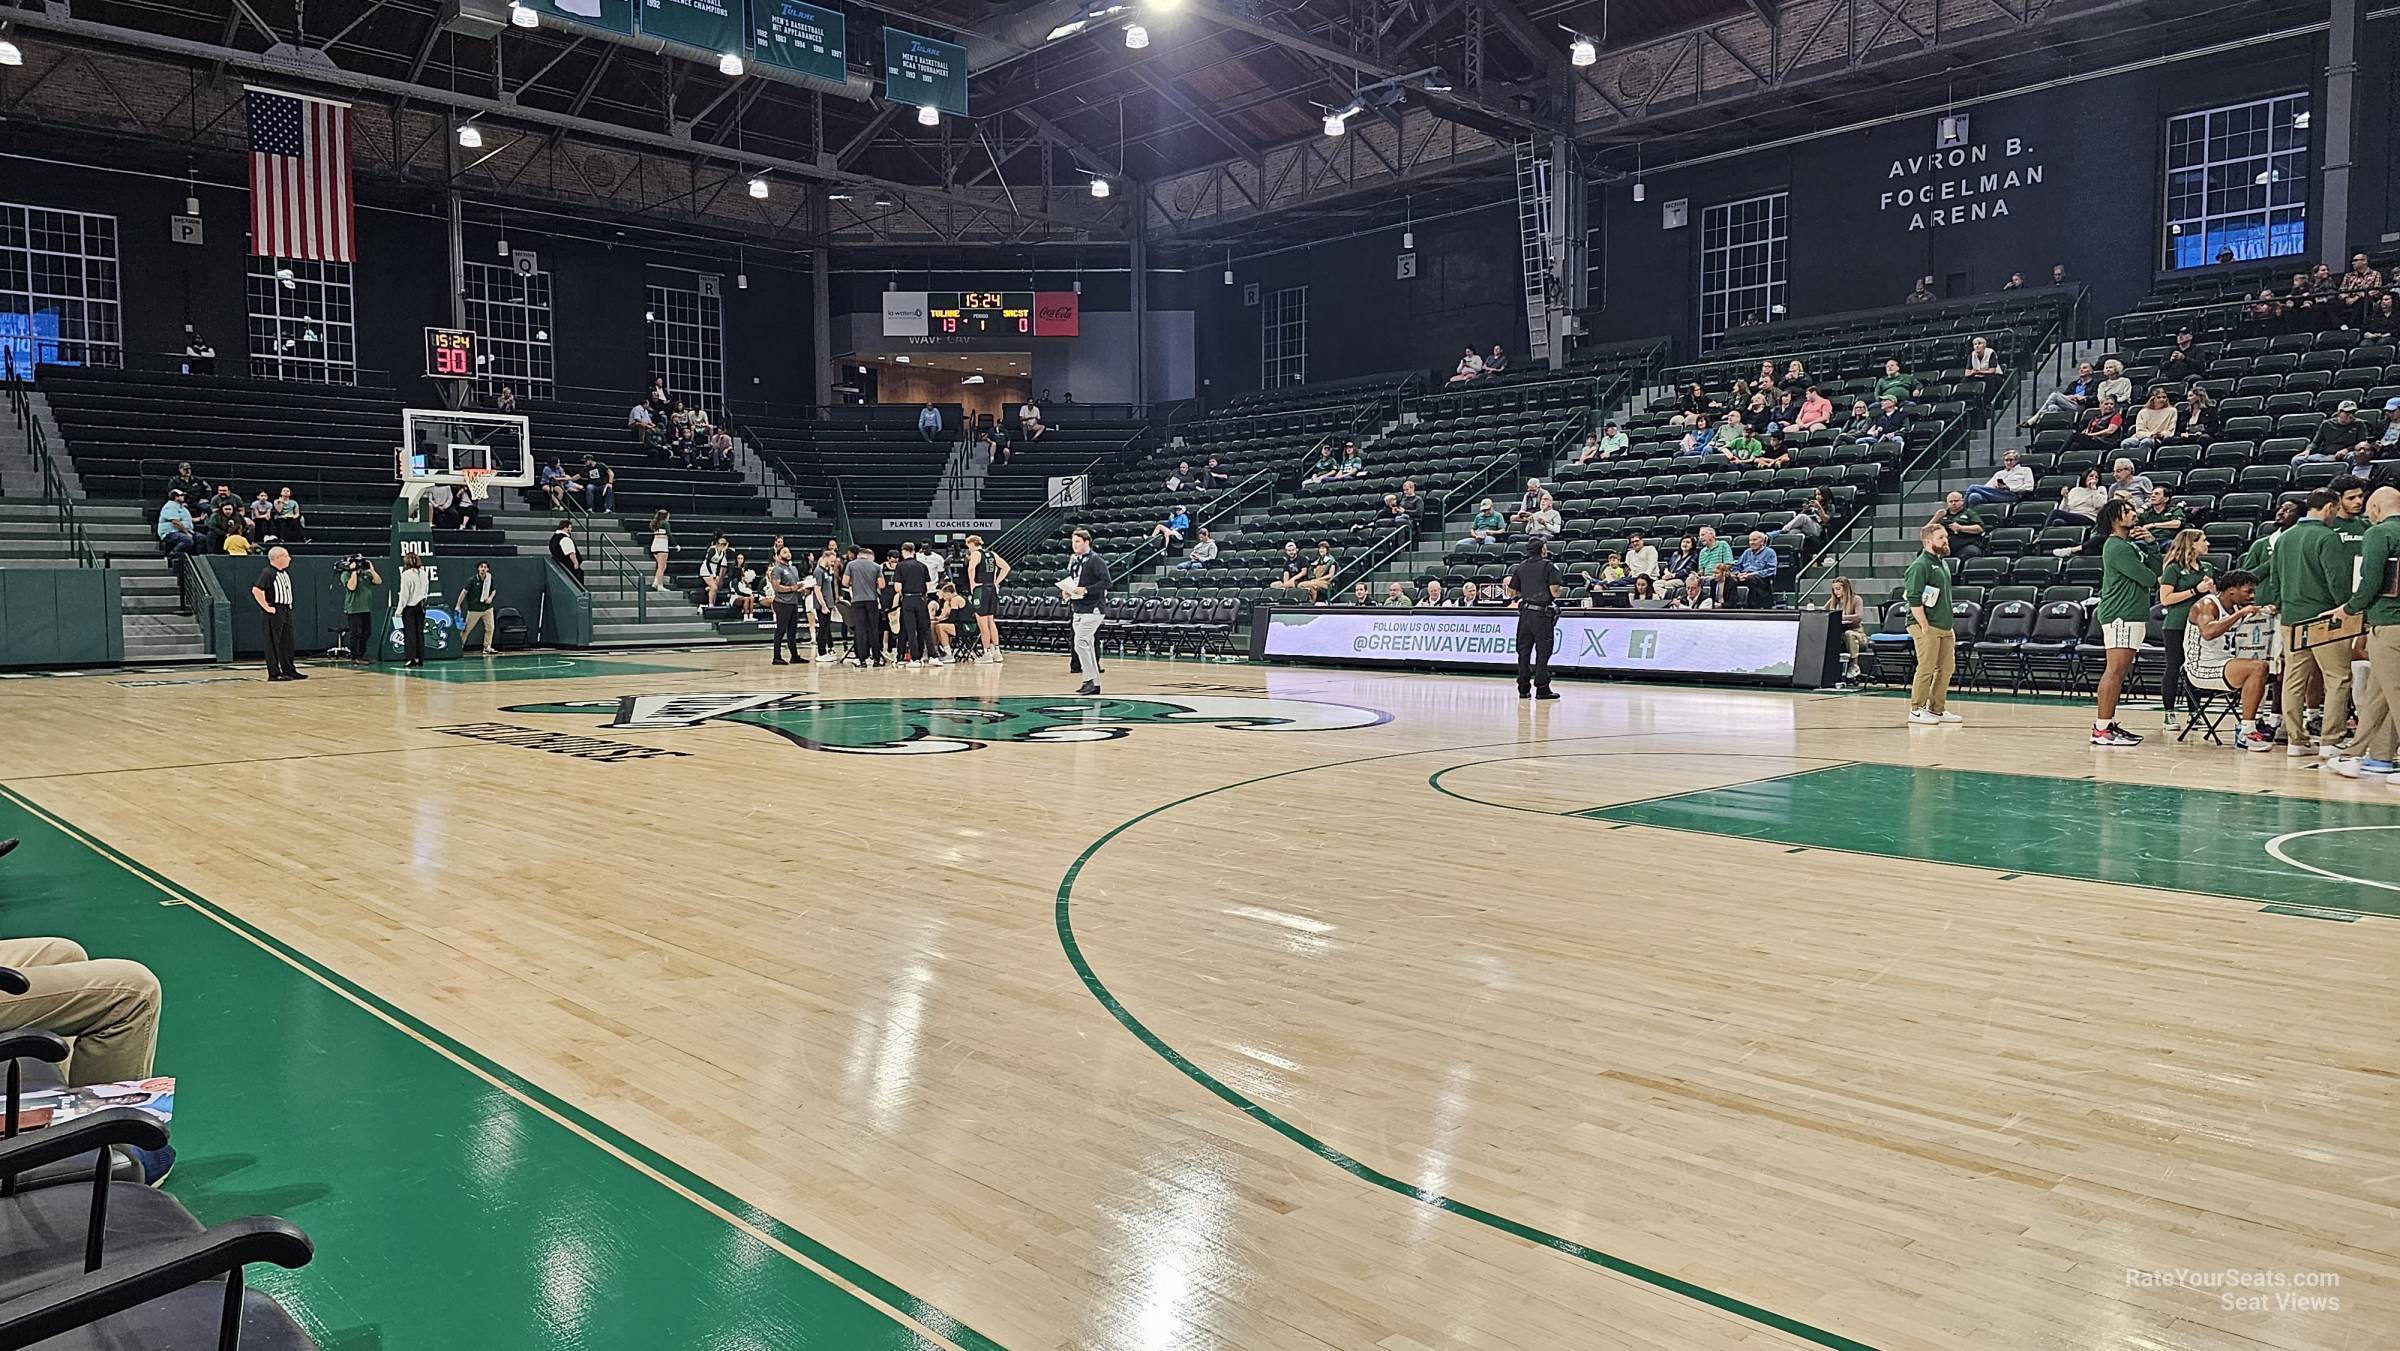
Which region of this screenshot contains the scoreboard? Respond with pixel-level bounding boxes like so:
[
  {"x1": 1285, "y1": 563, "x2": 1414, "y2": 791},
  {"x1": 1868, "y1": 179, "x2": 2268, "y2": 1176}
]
[
  {"x1": 882, "y1": 289, "x2": 1081, "y2": 344},
  {"x1": 425, "y1": 327, "x2": 478, "y2": 379},
  {"x1": 928, "y1": 291, "x2": 1033, "y2": 336}
]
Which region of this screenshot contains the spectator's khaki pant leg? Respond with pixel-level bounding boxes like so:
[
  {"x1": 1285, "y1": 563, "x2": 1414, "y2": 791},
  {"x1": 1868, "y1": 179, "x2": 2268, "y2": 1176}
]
[
  {"x1": 0, "y1": 937, "x2": 161, "y2": 1085},
  {"x1": 2357, "y1": 625, "x2": 2400, "y2": 761}
]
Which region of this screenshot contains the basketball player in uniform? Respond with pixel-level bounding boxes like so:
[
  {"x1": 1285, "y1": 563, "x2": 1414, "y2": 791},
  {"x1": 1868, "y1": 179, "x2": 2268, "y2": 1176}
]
[
  {"x1": 2183, "y1": 570, "x2": 2274, "y2": 750},
  {"x1": 964, "y1": 534, "x2": 1011, "y2": 663}
]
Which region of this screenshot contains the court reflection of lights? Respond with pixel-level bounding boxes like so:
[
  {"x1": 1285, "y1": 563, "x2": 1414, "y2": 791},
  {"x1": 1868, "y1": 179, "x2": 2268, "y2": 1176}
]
[
  {"x1": 842, "y1": 961, "x2": 932, "y2": 1133},
  {"x1": 465, "y1": 1087, "x2": 524, "y2": 1192},
  {"x1": 534, "y1": 1230, "x2": 600, "y2": 1341},
  {"x1": 1119, "y1": 1154, "x2": 1236, "y2": 1351}
]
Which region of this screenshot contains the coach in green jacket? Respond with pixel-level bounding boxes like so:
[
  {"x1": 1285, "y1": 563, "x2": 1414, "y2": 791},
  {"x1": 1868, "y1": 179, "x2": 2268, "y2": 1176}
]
[{"x1": 2336, "y1": 486, "x2": 2400, "y2": 768}]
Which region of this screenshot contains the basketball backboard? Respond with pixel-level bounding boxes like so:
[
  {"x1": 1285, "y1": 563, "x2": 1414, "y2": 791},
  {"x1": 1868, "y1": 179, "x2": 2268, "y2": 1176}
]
[{"x1": 397, "y1": 408, "x2": 535, "y2": 490}]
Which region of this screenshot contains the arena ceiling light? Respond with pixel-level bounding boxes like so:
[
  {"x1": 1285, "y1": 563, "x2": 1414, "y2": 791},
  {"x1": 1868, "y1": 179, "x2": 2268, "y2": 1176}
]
[
  {"x1": 0, "y1": 37, "x2": 23, "y2": 67},
  {"x1": 1089, "y1": 177, "x2": 1111, "y2": 198},
  {"x1": 508, "y1": 4, "x2": 539, "y2": 29},
  {"x1": 916, "y1": 104, "x2": 940, "y2": 127},
  {"x1": 718, "y1": 52, "x2": 744, "y2": 77},
  {"x1": 1124, "y1": 23, "x2": 1147, "y2": 49},
  {"x1": 748, "y1": 175, "x2": 770, "y2": 199},
  {"x1": 457, "y1": 123, "x2": 483, "y2": 149},
  {"x1": 1046, "y1": 2, "x2": 1130, "y2": 42},
  {"x1": 1568, "y1": 33, "x2": 1597, "y2": 66}
]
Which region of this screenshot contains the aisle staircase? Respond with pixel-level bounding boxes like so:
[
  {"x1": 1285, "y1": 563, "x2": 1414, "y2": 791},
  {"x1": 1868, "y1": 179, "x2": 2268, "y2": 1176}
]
[{"x1": 486, "y1": 510, "x2": 723, "y2": 645}]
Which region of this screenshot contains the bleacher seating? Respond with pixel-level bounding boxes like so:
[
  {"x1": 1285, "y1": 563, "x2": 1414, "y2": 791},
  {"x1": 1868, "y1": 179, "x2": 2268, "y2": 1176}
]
[
  {"x1": 976, "y1": 411, "x2": 1153, "y2": 520},
  {"x1": 741, "y1": 409, "x2": 948, "y2": 529}
]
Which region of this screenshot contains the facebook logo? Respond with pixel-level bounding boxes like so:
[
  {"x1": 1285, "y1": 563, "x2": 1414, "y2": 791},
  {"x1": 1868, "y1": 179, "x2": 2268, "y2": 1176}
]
[{"x1": 1629, "y1": 629, "x2": 1659, "y2": 660}]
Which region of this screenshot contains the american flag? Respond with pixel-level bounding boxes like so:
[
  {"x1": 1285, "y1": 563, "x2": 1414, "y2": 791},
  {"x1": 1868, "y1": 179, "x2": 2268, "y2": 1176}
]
[{"x1": 246, "y1": 88, "x2": 354, "y2": 263}]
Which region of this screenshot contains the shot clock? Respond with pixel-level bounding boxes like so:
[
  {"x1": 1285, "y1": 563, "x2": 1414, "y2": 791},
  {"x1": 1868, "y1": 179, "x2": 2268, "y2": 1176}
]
[{"x1": 425, "y1": 327, "x2": 478, "y2": 379}]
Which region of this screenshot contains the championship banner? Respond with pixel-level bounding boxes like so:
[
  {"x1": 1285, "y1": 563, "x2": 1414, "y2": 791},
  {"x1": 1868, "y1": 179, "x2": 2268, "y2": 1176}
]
[
  {"x1": 1259, "y1": 608, "x2": 1810, "y2": 682},
  {"x1": 752, "y1": 0, "x2": 848, "y2": 84},
  {"x1": 638, "y1": 0, "x2": 743, "y2": 55},
  {"x1": 883, "y1": 27, "x2": 968, "y2": 117}
]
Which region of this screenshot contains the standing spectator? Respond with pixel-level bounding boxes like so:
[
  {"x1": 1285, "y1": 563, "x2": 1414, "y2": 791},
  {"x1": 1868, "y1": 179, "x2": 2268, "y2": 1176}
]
[
  {"x1": 2090, "y1": 500, "x2": 2160, "y2": 746},
  {"x1": 2275, "y1": 489, "x2": 2358, "y2": 761},
  {"x1": 339, "y1": 556, "x2": 381, "y2": 663},
  {"x1": 250, "y1": 545, "x2": 303, "y2": 680},
  {"x1": 548, "y1": 519, "x2": 583, "y2": 587},
  {"x1": 1063, "y1": 528, "x2": 1109, "y2": 695},
  {"x1": 455, "y1": 561, "x2": 499, "y2": 656},
  {"x1": 394, "y1": 547, "x2": 432, "y2": 669},
  {"x1": 647, "y1": 510, "x2": 672, "y2": 593},
  {"x1": 844, "y1": 544, "x2": 885, "y2": 667},
  {"x1": 1732, "y1": 531, "x2": 1779, "y2": 607},
  {"x1": 917, "y1": 401, "x2": 945, "y2": 443},
  {"x1": 2337, "y1": 252, "x2": 2385, "y2": 322},
  {"x1": 492, "y1": 384, "x2": 517, "y2": 414},
  {"x1": 1903, "y1": 523, "x2": 1957, "y2": 725},
  {"x1": 155, "y1": 489, "x2": 200, "y2": 569},
  {"x1": 182, "y1": 334, "x2": 216, "y2": 375},
  {"x1": 769, "y1": 545, "x2": 807, "y2": 666},
  {"x1": 1964, "y1": 450, "x2": 2034, "y2": 508}
]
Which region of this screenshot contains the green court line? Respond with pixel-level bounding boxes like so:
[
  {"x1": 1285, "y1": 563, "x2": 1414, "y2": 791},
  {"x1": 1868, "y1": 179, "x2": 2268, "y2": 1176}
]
[
  {"x1": 1052, "y1": 751, "x2": 1882, "y2": 1351},
  {"x1": 1582, "y1": 763, "x2": 2400, "y2": 920},
  {"x1": 0, "y1": 786, "x2": 1000, "y2": 1351}
]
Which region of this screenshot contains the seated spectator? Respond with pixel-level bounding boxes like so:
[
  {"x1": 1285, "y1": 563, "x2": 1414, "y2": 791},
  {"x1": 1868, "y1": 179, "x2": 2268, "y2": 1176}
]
[
  {"x1": 2051, "y1": 262, "x2": 2070, "y2": 286},
  {"x1": 1199, "y1": 456, "x2": 1231, "y2": 491},
  {"x1": 1719, "y1": 417, "x2": 1764, "y2": 462},
  {"x1": 917, "y1": 401, "x2": 945, "y2": 442},
  {"x1": 1147, "y1": 505, "x2": 1190, "y2": 546},
  {"x1": 1333, "y1": 443, "x2": 1365, "y2": 479},
  {"x1": 1166, "y1": 460, "x2": 1196, "y2": 491},
  {"x1": 153, "y1": 491, "x2": 197, "y2": 566},
  {"x1": 1522, "y1": 492, "x2": 1562, "y2": 541},
  {"x1": 1774, "y1": 385, "x2": 1807, "y2": 430},
  {"x1": 1020, "y1": 398, "x2": 1047, "y2": 441},
  {"x1": 2095, "y1": 358, "x2": 2133, "y2": 407},
  {"x1": 1303, "y1": 444, "x2": 1340, "y2": 484},
  {"x1": 1624, "y1": 531, "x2": 1660, "y2": 578},
  {"x1": 1448, "y1": 346, "x2": 1487, "y2": 384},
  {"x1": 2245, "y1": 287, "x2": 2286, "y2": 333},
  {"x1": 426, "y1": 482, "x2": 460, "y2": 529},
  {"x1": 1745, "y1": 432, "x2": 1794, "y2": 469},
  {"x1": 1932, "y1": 491, "x2": 1988, "y2": 560},
  {"x1": 1627, "y1": 574, "x2": 1669, "y2": 609},
  {"x1": 1873, "y1": 358, "x2": 1921, "y2": 406},
  {"x1": 707, "y1": 424, "x2": 734, "y2": 469},
  {"x1": 2136, "y1": 486, "x2": 2186, "y2": 534},
  {"x1": 1668, "y1": 571, "x2": 1710, "y2": 608},
  {"x1": 2047, "y1": 467, "x2": 2109, "y2": 527},
  {"x1": 2337, "y1": 252, "x2": 2385, "y2": 320},
  {"x1": 1588, "y1": 554, "x2": 1630, "y2": 595},
  {"x1": 536, "y1": 457, "x2": 571, "y2": 510},
  {"x1": 2029, "y1": 360, "x2": 2098, "y2": 423},
  {"x1": 204, "y1": 483, "x2": 240, "y2": 526},
  {"x1": 2121, "y1": 388, "x2": 2180, "y2": 451},
  {"x1": 1863, "y1": 397, "x2": 1909, "y2": 445},
  {"x1": 2063, "y1": 397, "x2": 2126, "y2": 452},
  {"x1": 1267, "y1": 542, "x2": 1310, "y2": 595},
  {"x1": 1696, "y1": 525, "x2": 1734, "y2": 577},
  {"x1": 1961, "y1": 336, "x2": 2004, "y2": 384},
  {"x1": 1348, "y1": 581, "x2": 1375, "y2": 607},
  {"x1": 1740, "y1": 391, "x2": 1776, "y2": 434},
  {"x1": 580, "y1": 456, "x2": 614, "y2": 512},
  {"x1": 2301, "y1": 401, "x2": 2367, "y2": 462},
  {"x1": 1176, "y1": 528, "x2": 1217, "y2": 570},
  {"x1": 2376, "y1": 400, "x2": 2400, "y2": 449},
  {"x1": 166, "y1": 462, "x2": 209, "y2": 503},
  {"x1": 2366, "y1": 290, "x2": 2400, "y2": 341},
  {"x1": 1840, "y1": 399, "x2": 1879, "y2": 439},
  {"x1": 1679, "y1": 415, "x2": 1727, "y2": 457},
  {"x1": 627, "y1": 400, "x2": 656, "y2": 442},
  {"x1": 271, "y1": 486, "x2": 304, "y2": 542},
  {"x1": 1513, "y1": 478, "x2": 1545, "y2": 520},
  {"x1": 1782, "y1": 358, "x2": 1813, "y2": 390},
  {"x1": 1667, "y1": 382, "x2": 1717, "y2": 428},
  {"x1": 1826, "y1": 577, "x2": 1867, "y2": 684},
  {"x1": 0, "y1": 933, "x2": 169, "y2": 1177},
  {"x1": 1396, "y1": 479, "x2": 1429, "y2": 524},
  {"x1": 1663, "y1": 533, "x2": 1700, "y2": 580},
  {"x1": 1595, "y1": 421, "x2": 1630, "y2": 460},
  {"x1": 492, "y1": 383, "x2": 517, "y2": 414},
  {"x1": 1571, "y1": 430, "x2": 1604, "y2": 464},
  {"x1": 2106, "y1": 457, "x2": 2154, "y2": 502},
  {"x1": 1382, "y1": 580, "x2": 1416, "y2": 607},
  {"x1": 1298, "y1": 541, "x2": 1338, "y2": 601},
  {"x1": 2349, "y1": 444, "x2": 2387, "y2": 483},
  {"x1": 1964, "y1": 449, "x2": 2034, "y2": 507},
  {"x1": 2183, "y1": 570, "x2": 2275, "y2": 750},
  {"x1": 1906, "y1": 275, "x2": 1937, "y2": 304},
  {"x1": 2168, "y1": 385, "x2": 2220, "y2": 444},
  {"x1": 1732, "y1": 530, "x2": 1779, "y2": 607},
  {"x1": 1351, "y1": 493, "x2": 1410, "y2": 535},
  {"x1": 1463, "y1": 499, "x2": 1508, "y2": 546},
  {"x1": 204, "y1": 501, "x2": 247, "y2": 554},
  {"x1": 1484, "y1": 345, "x2": 1507, "y2": 377},
  {"x1": 2002, "y1": 271, "x2": 2027, "y2": 290},
  {"x1": 1416, "y1": 579, "x2": 1449, "y2": 607},
  {"x1": 1777, "y1": 487, "x2": 1833, "y2": 544},
  {"x1": 1706, "y1": 561, "x2": 1740, "y2": 607},
  {"x1": 2155, "y1": 330, "x2": 2207, "y2": 385},
  {"x1": 248, "y1": 489, "x2": 275, "y2": 539}
]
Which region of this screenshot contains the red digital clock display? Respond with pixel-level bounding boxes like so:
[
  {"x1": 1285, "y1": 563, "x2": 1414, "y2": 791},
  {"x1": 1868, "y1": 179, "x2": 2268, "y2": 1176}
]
[{"x1": 425, "y1": 327, "x2": 477, "y2": 379}]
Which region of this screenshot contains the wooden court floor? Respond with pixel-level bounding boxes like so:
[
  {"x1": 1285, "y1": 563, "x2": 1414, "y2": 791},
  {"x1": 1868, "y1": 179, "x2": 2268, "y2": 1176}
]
[{"x1": 1, "y1": 650, "x2": 2395, "y2": 1350}]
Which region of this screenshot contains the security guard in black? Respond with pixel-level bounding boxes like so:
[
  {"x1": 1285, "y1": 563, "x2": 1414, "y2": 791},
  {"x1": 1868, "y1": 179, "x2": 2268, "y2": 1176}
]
[{"x1": 1505, "y1": 539, "x2": 1563, "y2": 699}]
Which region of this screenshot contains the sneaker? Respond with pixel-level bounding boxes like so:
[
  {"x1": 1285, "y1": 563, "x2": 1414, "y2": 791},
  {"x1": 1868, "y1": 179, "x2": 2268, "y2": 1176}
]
[
  {"x1": 127, "y1": 1143, "x2": 175, "y2": 1187},
  {"x1": 2286, "y1": 743, "x2": 2316, "y2": 758},
  {"x1": 815, "y1": 653, "x2": 840, "y2": 664},
  {"x1": 1908, "y1": 709, "x2": 1940, "y2": 725},
  {"x1": 2238, "y1": 729, "x2": 2276, "y2": 753},
  {"x1": 2358, "y1": 758, "x2": 2396, "y2": 776},
  {"x1": 2091, "y1": 723, "x2": 2143, "y2": 747},
  {"x1": 1534, "y1": 688, "x2": 1560, "y2": 700},
  {"x1": 1936, "y1": 711, "x2": 1963, "y2": 724},
  {"x1": 2162, "y1": 711, "x2": 2181, "y2": 730},
  {"x1": 2328, "y1": 756, "x2": 2362, "y2": 779},
  {"x1": 932, "y1": 656, "x2": 952, "y2": 666},
  {"x1": 1077, "y1": 681, "x2": 1101, "y2": 696}
]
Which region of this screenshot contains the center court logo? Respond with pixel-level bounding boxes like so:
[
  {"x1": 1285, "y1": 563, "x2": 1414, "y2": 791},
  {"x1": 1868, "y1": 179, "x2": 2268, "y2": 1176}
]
[{"x1": 501, "y1": 693, "x2": 1390, "y2": 755}]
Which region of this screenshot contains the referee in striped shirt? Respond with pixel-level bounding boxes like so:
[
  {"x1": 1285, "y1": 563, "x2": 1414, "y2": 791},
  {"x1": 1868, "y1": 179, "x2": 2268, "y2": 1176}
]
[{"x1": 252, "y1": 545, "x2": 304, "y2": 681}]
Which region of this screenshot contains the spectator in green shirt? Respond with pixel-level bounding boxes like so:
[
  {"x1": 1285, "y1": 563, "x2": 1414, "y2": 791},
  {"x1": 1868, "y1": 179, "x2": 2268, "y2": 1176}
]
[
  {"x1": 2156, "y1": 529, "x2": 2217, "y2": 729},
  {"x1": 2134, "y1": 487, "x2": 2185, "y2": 534},
  {"x1": 2091, "y1": 499, "x2": 2161, "y2": 747},
  {"x1": 1695, "y1": 526, "x2": 1735, "y2": 575},
  {"x1": 1463, "y1": 499, "x2": 1508, "y2": 547},
  {"x1": 1931, "y1": 492, "x2": 1987, "y2": 560},
  {"x1": 2333, "y1": 487, "x2": 2400, "y2": 774},
  {"x1": 1901, "y1": 522, "x2": 1957, "y2": 724},
  {"x1": 2274, "y1": 489, "x2": 2357, "y2": 759},
  {"x1": 1873, "y1": 358, "x2": 1920, "y2": 406}
]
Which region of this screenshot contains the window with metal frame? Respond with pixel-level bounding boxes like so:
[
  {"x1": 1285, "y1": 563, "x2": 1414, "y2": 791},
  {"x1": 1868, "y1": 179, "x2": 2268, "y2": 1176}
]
[
  {"x1": 1698, "y1": 191, "x2": 1787, "y2": 352},
  {"x1": 464, "y1": 260, "x2": 556, "y2": 399},
  {"x1": 2163, "y1": 92, "x2": 2310, "y2": 270},
  {"x1": 0, "y1": 203, "x2": 122, "y2": 372},
  {"x1": 1261, "y1": 285, "x2": 1308, "y2": 389},
  {"x1": 647, "y1": 277, "x2": 725, "y2": 412},
  {"x1": 246, "y1": 256, "x2": 356, "y2": 384}
]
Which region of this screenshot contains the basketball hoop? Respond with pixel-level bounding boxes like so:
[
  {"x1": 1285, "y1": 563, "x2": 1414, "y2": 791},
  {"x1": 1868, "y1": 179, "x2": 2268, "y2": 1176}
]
[{"x1": 460, "y1": 467, "x2": 496, "y2": 501}]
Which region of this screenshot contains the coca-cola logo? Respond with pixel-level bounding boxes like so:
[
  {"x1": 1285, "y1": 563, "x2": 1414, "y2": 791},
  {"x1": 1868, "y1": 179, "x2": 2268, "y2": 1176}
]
[{"x1": 1037, "y1": 302, "x2": 1074, "y2": 321}]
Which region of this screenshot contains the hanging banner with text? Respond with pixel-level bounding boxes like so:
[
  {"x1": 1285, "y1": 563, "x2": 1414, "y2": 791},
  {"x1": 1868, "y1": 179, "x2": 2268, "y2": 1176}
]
[
  {"x1": 883, "y1": 27, "x2": 969, "y2": 117},
  {"x1": 521, "y1": 0, "x2": 636, "y2": 38},
  {"x1": 639, "y1": 0, "x2": 742, "y2": 56},
  {"x1": 751, "y1": 0, "x2": 848, "y2": 84}
]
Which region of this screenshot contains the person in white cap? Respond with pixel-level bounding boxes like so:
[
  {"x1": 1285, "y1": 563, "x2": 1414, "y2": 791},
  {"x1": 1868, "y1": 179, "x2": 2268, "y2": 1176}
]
[{"x1": 2298, "y1": 400, "x2": 2367, "y2": 463}]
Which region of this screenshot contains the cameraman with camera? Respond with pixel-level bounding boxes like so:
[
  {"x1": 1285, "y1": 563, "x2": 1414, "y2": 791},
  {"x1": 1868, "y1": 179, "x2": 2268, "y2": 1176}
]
[{"x1": 337, "y1": 554, "x2": 383, "y2": 664}]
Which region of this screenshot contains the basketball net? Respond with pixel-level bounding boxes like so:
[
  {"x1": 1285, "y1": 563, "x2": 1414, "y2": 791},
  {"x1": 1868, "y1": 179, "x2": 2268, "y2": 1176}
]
[{"x1": 460, "y1": 468, "x2": 495, "y2": 501}]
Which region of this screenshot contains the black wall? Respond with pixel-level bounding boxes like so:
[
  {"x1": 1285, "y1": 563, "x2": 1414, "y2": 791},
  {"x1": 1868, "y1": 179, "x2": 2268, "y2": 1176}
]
[
  {"x1": 3, "y1": 155, "x2": 816, "y2": 409},
  {"x1": 1197, "y1": 23, "x2": 2400, "y2": 383}
]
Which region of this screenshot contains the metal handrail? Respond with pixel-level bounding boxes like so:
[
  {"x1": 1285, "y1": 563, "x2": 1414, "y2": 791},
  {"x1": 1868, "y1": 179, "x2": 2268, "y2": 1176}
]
[
  {"x1": 5, "y1": 354, "x2": 96, "y2": 567},
  {"x1": 181, "y1": 554, "x2": 232, "y2": 660}
]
